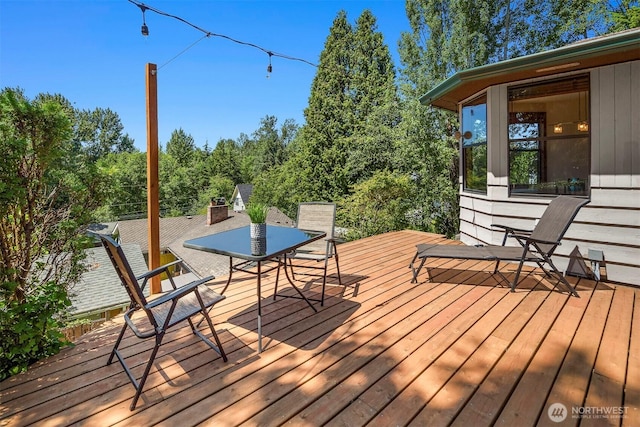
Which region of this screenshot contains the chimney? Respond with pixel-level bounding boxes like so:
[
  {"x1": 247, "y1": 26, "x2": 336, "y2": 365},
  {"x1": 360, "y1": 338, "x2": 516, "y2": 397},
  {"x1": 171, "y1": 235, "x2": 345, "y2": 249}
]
[{"x1": 207, "y1": 198, "x2": 228, "y2": 225}]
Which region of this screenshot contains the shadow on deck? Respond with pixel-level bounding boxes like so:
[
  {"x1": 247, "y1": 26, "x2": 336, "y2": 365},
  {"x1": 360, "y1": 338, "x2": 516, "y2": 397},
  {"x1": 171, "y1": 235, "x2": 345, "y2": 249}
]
[{"x1": 1, "y1": 230, "x2": 638, "y2": 426}]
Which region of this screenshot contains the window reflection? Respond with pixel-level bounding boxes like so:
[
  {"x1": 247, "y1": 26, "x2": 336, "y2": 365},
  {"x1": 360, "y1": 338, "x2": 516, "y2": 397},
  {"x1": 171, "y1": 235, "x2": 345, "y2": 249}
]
[
  {"x1": 462, "y1": 94, "x2": 487, "y2": 192},
  {"x1": 508, "y1": 75, "x2": 590, "y2": 195}
]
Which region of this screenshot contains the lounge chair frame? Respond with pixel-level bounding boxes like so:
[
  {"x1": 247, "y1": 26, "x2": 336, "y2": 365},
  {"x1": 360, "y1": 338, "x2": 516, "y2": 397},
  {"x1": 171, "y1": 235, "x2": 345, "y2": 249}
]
[{"x1": 410, "y1": 196, "x2": 589, "y2": 296}]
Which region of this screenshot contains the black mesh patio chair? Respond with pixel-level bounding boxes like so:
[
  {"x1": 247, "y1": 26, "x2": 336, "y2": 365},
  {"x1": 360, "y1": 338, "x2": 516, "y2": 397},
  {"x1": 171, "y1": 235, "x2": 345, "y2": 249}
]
[
  {"x1": 97, "y1": 234, "x2": 227, "y2": 410},
  {"x1": 409, "y1": 196, "x2": 589, "y2": 296},
  {"x1": 273, "y1": 202, "x2": 342, "y2": 306}
]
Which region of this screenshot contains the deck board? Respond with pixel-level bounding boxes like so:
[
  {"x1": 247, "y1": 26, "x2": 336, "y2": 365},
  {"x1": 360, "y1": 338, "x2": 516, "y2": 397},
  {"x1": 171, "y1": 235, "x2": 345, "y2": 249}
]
[{"x1": 0, "y1": 230, "x2": 637, "y2": 427}]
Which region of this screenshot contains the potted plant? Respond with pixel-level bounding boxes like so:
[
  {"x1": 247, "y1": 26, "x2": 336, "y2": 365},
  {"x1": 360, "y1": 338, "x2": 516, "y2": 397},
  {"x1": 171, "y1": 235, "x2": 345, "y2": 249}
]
[{"x1": 246, "y1": 202, "x2": 268, "y2": 239}]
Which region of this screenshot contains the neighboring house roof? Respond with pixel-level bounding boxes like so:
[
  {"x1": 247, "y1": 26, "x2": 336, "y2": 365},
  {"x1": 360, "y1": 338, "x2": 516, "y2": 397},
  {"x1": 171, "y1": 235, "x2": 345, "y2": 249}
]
[
  {"x1": 116, "y1": 215, "x2": 209, "y2": 253},
  {"x1": 79, "y1": 207, "x2": 292, "y2": 316},
  {"x1": 69, "y1": 244, "x2": 148, "y2": 317},
  {"x1": 87, "y1": 221, "x2": 118, "y2": 236},
  {"x1": 232, "y1": 184, "x2": 254, "y2": 205},
  {"x1": 168, "y1": 208, "x2": 293, "y2": 279},
  {"x1": 119, "y1": 208, "x2": 293, "y2": 279},
  {"x1": 421, "y1": 28, "x2": 640, "y2": 111}
]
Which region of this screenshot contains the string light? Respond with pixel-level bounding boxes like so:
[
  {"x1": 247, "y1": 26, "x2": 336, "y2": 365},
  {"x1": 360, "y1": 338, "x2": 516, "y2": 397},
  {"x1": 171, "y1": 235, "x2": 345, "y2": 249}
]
[
  {"x1": 129, "y1": 0, "x2": 317, "y2": 73},
  {"x1": 140, "y1": 5, "x2": 149, "y2": 36}
]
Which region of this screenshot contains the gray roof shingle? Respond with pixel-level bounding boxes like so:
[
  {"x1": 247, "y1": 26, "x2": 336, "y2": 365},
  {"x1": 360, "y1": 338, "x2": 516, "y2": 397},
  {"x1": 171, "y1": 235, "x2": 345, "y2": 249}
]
[{"x1": 69, "y1": 244, "x2": 148, "y2": 316}]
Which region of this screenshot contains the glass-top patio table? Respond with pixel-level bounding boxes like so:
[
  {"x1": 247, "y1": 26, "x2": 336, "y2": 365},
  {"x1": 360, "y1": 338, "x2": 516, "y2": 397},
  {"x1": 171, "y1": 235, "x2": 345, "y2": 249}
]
[{"x1": 183, "y1": 225, "x2": 326, "y2": 352}]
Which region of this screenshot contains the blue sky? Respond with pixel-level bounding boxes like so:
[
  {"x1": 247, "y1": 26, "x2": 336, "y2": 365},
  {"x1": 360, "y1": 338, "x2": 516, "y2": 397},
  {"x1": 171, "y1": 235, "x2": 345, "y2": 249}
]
[{"x1": 1, "y1": 0, "x2": 410, "y2": 151}]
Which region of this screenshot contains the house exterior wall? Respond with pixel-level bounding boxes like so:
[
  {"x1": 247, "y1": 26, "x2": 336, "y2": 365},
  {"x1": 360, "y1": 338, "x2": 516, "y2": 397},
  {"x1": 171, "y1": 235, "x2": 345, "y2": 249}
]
[
  {"x1": 458, "y1": 60, "x2": 640, "y2": 286},
  {"x1": 233, "y1": 195, "x2": 245, "y2": 211}
]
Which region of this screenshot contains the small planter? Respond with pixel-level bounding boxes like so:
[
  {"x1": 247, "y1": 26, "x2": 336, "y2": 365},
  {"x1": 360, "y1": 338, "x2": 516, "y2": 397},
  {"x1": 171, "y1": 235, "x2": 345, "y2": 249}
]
[
  {"x1": 250, "y1": 236, "x2": 267, "y2": 256},
  {"x1": 250, "y1": 223, "x2": 266, "y2": 239}
]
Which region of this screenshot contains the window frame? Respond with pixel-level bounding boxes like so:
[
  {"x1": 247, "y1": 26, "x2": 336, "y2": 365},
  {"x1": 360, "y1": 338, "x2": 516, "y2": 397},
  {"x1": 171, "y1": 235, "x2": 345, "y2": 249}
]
[
  {"x1": 507, "y1": 75, "x2": 590, "y2": 197},
  {"x1": 461, "y1": 93, "x2": 488, "y2": 194}
]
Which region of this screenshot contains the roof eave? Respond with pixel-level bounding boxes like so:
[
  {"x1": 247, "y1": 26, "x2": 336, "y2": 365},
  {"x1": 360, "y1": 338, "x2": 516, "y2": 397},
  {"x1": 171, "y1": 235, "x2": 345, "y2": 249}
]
[{"x1": 420, "y1": 28, "x2": 640, "y2": 111}]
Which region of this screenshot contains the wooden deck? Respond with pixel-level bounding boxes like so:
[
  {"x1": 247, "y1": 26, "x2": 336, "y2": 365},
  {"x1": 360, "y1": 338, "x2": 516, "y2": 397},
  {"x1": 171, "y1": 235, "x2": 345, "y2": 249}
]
[{"x1": 1, "y1": 230, "x2": 638, "y2": 426}]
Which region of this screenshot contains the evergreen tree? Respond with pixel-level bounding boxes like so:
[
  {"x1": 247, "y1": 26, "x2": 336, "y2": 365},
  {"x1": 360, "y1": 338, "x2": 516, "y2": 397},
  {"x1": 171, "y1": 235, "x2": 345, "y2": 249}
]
[
  {"x1": 274, "y1": 9, "x2": 400, "y2": 204},
  {"x1": 251, "y1": 115, "x2": 292, "y2": 176},
  {"x1": 294, "y1": 10, "x2": 355, "y2": 201},
  {"x1": 209, "y1": 138, "x2": 242, "y2": 184},
  {"x1": 346, "y1": 10, "x2": 400, "y2": 184},
  {"x1": 166, "y1": 128, "x2": 195, "y2": 167},
  {"x1": 0, "y1": 88, "x2": 104, "y2": 377}
]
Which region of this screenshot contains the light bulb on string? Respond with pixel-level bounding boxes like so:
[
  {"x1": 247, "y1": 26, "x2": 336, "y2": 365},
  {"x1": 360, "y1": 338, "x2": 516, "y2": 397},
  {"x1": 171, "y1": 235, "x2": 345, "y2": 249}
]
[
  {"x1": 266, "y1": 52, "x2": 273, "y2": 78},
  {"x1": 140, "y1": 5, "x2": 149, "y2": 36}
]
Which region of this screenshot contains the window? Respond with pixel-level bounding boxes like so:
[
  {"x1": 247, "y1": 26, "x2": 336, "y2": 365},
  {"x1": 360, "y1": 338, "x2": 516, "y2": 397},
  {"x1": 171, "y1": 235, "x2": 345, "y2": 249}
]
[
  {"x1": 508, "y1": 75, "x2": 590, "y2": 195},
  {"x1": 462, "y1": 94, "x2": 487, "y2": 192}
]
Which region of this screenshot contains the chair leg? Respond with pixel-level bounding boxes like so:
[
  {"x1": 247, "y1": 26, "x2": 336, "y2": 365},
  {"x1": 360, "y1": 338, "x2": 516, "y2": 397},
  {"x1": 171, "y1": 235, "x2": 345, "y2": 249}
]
[
  {"x1": 320, "y1": 257, "x2": 329, "y2": 306},
  {"x1": 130, "y1": 333, "x2": 163, "y2": 410},
  {"x1": 199, "y1": 310, "x2": 228, "y2": 362},
  {"x1": 333, "y1": 241, "x2": 342, "y2": 286},
  {"x1": 510, "y1": 260, "x2": 526, "y2": 292},
  {"x1": 410, "y1": 256, "x2": 427, "y2": 283},
  {"x1": 108, "y1": 322, "x2": 128, "y2": 365},
  {"x1": 273, "y1": 258, "x2": 282, "y2": 300},
  {"x1": 543, "y1": 256, "x2": 579, "y2": 297}
]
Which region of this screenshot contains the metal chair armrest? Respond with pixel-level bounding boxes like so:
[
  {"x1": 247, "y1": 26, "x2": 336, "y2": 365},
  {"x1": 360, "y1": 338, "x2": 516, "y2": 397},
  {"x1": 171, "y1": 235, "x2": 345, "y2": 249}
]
[
  {"x1": 145, "y1": 275, "x2": 214, "y2": 309},
  {"x1": 136, "y1": 260, "x2": 183, "y2": 281},
  {"x1": 491, "y1": 223, "x2": 533, "y2": 234}
]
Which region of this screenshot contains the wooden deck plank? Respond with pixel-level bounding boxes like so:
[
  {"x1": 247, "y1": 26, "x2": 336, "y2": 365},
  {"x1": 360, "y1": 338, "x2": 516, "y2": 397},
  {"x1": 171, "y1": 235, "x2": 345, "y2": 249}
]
[
  {"x1": 537, "y1": 282, "x2": 616, "y2": 427},
  {"x1": 623, "y1": 289, "x2": 640, "y2": 427},
  {"x1": 157, "y1": 267, "x2": 467, "y2": 425},
  {"x1": 490, "y1": 280, "x2": 594, "y2": 426},
  {"x1": 259, "y1": 277, "x2": 500, "y2": 426},
  {"x1": 208, "y1": 285, "x2": 476, "y2": 426},
  {"x1": 324, "y1": 282, "x2": 517, "y2": 427},
  {"x1": 431, "y1": 289, "x2": 570, "y2": 426},
  {"x1": 580, "y1": 285, "x2": 634, "y2": 427},
  {"x1": 0, "y1": 230, "x2": 637, "y2": 427},
  {"x1": 374, "y1": 283, "x2": 551, "y2": 426}
]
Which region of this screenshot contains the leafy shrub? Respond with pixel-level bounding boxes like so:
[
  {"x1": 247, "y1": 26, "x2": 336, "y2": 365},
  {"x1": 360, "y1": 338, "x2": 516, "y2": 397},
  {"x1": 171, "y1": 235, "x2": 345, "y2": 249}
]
[
  {"x1": 0, "y1": 282, "x2": 71, "y2": 380},
  {"x1": 0, "y1": 88, "x2": 103, "y2": 380}
]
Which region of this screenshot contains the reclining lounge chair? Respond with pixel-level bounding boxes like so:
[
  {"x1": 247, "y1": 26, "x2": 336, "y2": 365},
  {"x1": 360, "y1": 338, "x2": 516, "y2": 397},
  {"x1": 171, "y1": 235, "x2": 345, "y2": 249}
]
[{"x1": 409, "y1": 196, "x2": 589, "y2": 296}]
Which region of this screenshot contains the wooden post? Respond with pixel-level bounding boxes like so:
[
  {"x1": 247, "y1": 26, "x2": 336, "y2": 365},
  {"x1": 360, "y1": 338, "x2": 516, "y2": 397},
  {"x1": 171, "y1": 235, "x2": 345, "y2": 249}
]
[{"x1": 146, "y1": 63, "x2": 161, "y2": 294}]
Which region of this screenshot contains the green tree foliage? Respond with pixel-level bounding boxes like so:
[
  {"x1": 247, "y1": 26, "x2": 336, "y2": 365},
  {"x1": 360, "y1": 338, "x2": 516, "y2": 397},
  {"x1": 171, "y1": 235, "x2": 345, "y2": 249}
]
[
  {"x1": 195, "y1": 175, "x2": 236, "y2": 213},
  {"x1": 338, "y1": 171, "x2": 413, "y2": 240},
  {"x1": 250, "y1": 115, "x2": 291, "y2": 175},
  {"x1": 0, "y1": 88, "x2": 103, "y2": 379},
  {"x1": 209, "y1": 138, "x2": 242, "y2": 184},
  {"x1": 346, "y1": 10, "x2": 400, "y2": 184},
  {"x1": 159, "y1": 154, "x2": 199, "y2": 216},
  {"x1": 75, "y1": 107, "x2": 135, "y2": 161},
  {"x1": 261, "y1": 9, "x2": 400, "y2": 211},
  {"x1": 95, "y1": 151, "x2": 148, "y2": 220},
  {"x1": 517, "y1": 0, "x2": 609, "y2": 54},
  {"x1": 610, "y1": 0, "x2": 640, "y2": 31},
  {"x1": 288, "y1": 11, "x2": 357, "y2": 202},
  {"x1": 166, "y1": 128, "x2": 195, "y2": 167},
  {"x1": 397, "y1": 1, "x2": 464, "y2": 236}
]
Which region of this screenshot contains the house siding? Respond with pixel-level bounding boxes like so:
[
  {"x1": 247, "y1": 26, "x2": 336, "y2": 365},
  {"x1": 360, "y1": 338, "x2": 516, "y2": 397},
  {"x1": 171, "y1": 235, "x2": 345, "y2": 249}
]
[{"x1": 459, "y1": 60, "x2": 640, "y2": 286}]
